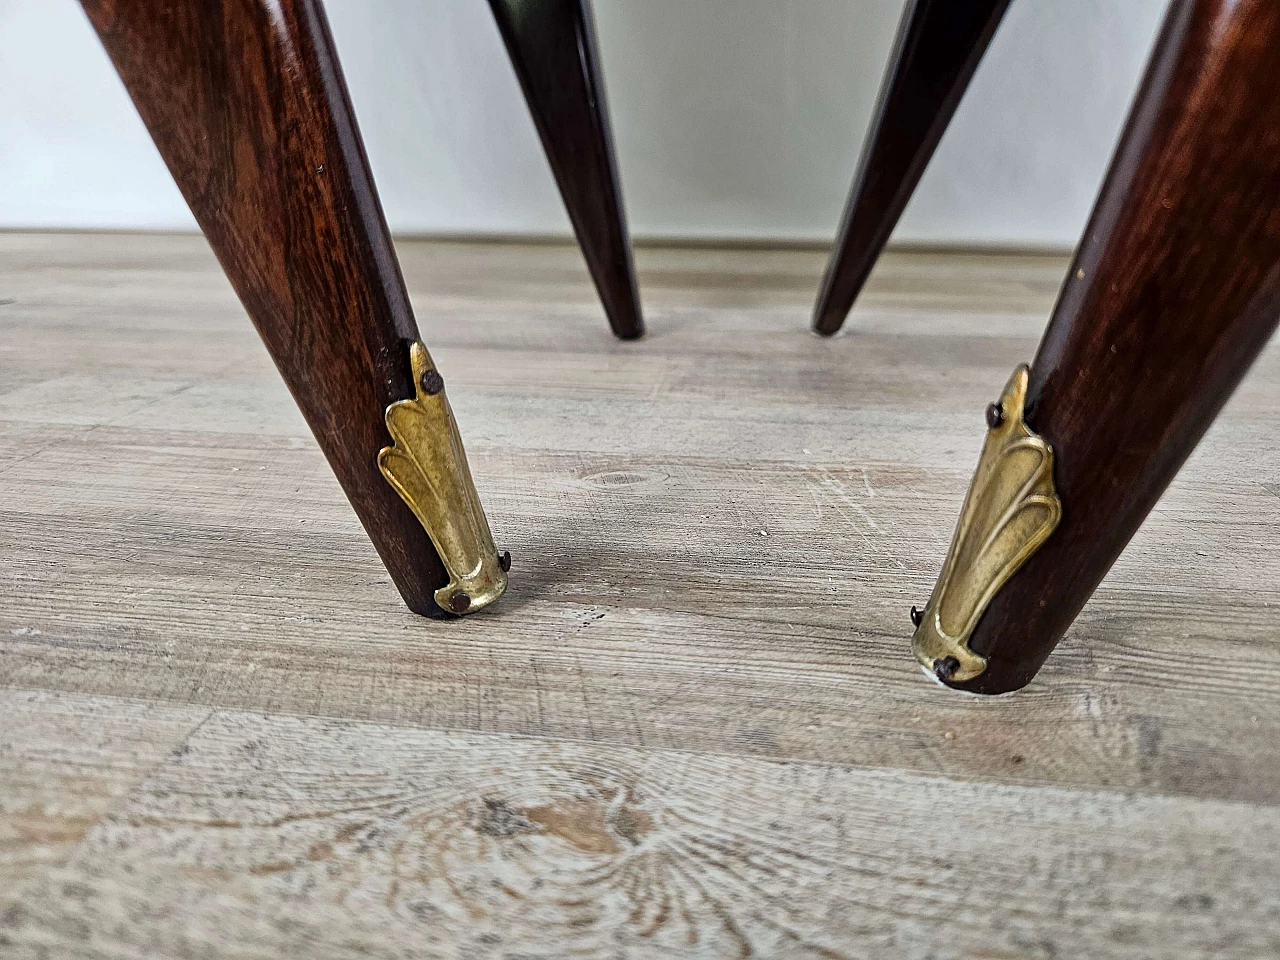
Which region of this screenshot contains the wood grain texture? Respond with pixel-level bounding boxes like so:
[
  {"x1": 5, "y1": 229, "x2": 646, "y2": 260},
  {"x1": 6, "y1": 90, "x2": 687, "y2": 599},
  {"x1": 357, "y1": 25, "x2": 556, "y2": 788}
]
[
  {"x1": 79, "y1": 0, "x2": 451, "y2": 613},
  {"x1": 4, "y1": 704, "x2": 1279, "y2": 959},
  {"x1": 812, "y1": 0, "x2": 1012, "y2": 335},
  {"x1": 0, "y1": 691, "x2": 207, "y2": 912},
  {"x1": 0, "y1": 233, "x2": 1278, "y2": 954},
  {"x1": 958, "y1": 0, "x2": 1280, "y2": 693},
  {"x1": 489, "y1": 0, "x2": 643, "y2": 340}
]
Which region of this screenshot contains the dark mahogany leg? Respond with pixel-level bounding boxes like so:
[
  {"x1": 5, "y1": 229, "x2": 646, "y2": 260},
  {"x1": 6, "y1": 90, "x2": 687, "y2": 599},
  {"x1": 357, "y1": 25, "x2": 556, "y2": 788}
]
[
  {"x1": 921, "y1": 0, "x2": 1280, "y2": 693},
  {"x1": 812, "y1": 0, "x2": 1011, "y2": 335},
  {"x1": 488, "y1": 0, "x2": 643, "y2": 340},
  {"x1": 80, "y1": 0, "x2": 502, "y2": 616}
]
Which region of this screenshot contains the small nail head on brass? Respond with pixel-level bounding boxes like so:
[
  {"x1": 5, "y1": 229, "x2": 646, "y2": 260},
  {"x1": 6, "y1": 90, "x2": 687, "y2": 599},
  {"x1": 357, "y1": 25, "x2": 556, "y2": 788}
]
[
  {"x1": 421, "y1": 369, "x2": 445, "y2": 396},
  {"x1": 910, "y1": 605, "x2": 923, "y2": 627},
  {"x1": 934, "y1": 656, "x2": 961, "y2": 682},
  {"x1": 985, "y1": 402, "x2": 1004, "y2": 429},
  {"x1": 499, "y1": 550, "x2": 512, "y2": 572},
  {"x1": 449, "y1": 592, "x2": 471, "y2": 614}
]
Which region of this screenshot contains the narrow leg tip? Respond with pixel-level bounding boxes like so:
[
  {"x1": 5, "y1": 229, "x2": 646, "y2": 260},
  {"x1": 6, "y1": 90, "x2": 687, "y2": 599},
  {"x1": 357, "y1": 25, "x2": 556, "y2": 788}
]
[
  {"x1": 811, "y1": 297, "x2": 850, "y2": 337},
  {"x1": 811, "y1": 313, "x2": 846, "y2": 337},
  {"x1": 607, "y1": 307, "x2": 645, "y2": 341}
]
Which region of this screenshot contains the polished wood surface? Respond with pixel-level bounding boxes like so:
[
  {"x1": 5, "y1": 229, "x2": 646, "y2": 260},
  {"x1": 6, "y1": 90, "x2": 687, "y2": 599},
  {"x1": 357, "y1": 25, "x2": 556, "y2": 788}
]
[
  {"x1": 812, "y1": 0, "x2": 1012, "y2": 336},
  {"x1": 953, "y1": 0, "x2": 1280, "y2": 693},
  {"x1": 2, "y1": 234, "x2": 1278, "y2": 956},
  {"x1": 489, "y1": 0, "x2": 643, "y2": 340},
  {"x1": 79, "y1": 0, "x2": 450, "y2": 614}
]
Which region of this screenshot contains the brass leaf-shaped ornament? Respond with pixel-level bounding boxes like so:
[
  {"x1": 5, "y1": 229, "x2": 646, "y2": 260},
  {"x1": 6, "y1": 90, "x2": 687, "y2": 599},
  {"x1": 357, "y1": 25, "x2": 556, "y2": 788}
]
[
  {"x1": 913, "y1": 365, "x2": 1061, "y2": 683},
  {"x1": 379, "y1": 341, "x2": 507, "y2": 615}
]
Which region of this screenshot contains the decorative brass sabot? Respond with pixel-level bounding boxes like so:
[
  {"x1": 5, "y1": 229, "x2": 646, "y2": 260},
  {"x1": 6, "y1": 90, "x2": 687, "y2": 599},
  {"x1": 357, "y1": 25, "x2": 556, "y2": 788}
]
[
  {"x1": 379, "y1": 341, "x2": 508, "y2": 615},
  {"x1": 912, "y1": 365, "x2": 1061, "y2": 683}
]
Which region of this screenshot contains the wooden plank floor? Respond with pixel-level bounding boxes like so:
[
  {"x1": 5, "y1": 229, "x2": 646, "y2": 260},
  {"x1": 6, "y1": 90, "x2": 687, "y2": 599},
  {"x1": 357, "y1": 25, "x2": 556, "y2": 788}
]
[{"x1": 1, "y1": 232, "x2": 1277, "y2": 958}]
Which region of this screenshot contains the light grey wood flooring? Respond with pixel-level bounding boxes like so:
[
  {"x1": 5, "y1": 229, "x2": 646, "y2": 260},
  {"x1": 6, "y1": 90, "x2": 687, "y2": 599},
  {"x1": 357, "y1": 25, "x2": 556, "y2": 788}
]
[{"x1": 1, "y1": 233, "x2": 1277, "y2": 959}]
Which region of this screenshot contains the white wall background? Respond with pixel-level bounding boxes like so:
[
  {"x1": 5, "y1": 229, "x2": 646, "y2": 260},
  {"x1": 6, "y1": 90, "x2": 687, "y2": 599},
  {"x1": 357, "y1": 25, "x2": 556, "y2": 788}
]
[{"x1": 0, "y1": 0, "x2": 1168, "y2": 246}]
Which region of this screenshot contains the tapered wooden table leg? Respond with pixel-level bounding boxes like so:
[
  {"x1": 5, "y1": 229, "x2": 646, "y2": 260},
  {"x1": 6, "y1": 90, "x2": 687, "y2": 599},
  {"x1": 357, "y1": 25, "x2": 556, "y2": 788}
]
[
  {"x1": 914, "y1": 0, "x2": 1280, "y2": 693},
  {"x1": 80, "y1": 0, "x2": 507, "y2": 617},
  {"x1": 813, "y1": 0, "x2": 1011, "y2": 336},
  {"x1": 488, "y1": 0, "x2": 643, "y2": 340}
]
